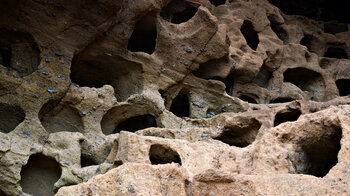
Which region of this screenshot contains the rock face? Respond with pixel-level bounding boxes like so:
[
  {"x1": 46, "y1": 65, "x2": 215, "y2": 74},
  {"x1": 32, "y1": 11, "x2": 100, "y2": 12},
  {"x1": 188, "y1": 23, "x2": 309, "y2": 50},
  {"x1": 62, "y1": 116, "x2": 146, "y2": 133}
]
[{"x1": 0, "y1": 0, "x2": 349, "y2": 195}]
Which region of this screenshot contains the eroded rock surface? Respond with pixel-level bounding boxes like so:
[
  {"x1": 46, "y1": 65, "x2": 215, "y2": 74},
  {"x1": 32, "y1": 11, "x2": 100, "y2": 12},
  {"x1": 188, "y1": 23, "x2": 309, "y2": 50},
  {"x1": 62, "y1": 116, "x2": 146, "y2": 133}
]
[{"x1": 0, "y1": 0, "x2": 349, "y2": 195}]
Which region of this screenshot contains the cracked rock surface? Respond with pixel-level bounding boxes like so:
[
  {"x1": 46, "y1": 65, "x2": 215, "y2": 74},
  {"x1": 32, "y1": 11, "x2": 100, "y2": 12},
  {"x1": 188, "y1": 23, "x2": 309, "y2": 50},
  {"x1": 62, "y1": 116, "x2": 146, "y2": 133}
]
[{"x1": 0, "y1": 0, "x2": 349, "y2": 195}]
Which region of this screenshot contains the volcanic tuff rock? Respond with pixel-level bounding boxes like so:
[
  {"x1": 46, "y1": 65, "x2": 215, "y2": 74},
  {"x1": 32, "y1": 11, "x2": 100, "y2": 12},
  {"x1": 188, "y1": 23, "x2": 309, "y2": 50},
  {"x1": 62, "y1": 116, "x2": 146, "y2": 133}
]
[{"x1": 0, "y1": 0, "x2": 349, "y2": 195}]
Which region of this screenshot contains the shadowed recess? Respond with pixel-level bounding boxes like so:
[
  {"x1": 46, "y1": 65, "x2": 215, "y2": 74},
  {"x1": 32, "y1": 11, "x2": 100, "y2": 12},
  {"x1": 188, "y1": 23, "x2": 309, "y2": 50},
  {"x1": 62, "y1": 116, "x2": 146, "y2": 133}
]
[
  {"x1": 0, "y1": 29, "x2": 40, "y2": 77},
  {"x1": 283, "y1": 67, "x2": 325, "y2": 101},
  {"x1": 149, "y1": 144, "x2": 182, "y2": 165},
  {"x1": 274, "y1": 109, "x2": 302, "y2": 126},
  {"x1": 270, "y1": 97, "x2": 295, "y2": 103},
  {"x1": 238, "y1": 95, "x2": 257, "y2": 104},
  {"x1": 20, "y1": 154, "x2": 62, "y2": 196},
  {"x1": 268, "y1": 15, "x2": 288, "y2": 44},
  {"x1": 81, "y1": 153, "x2": 99, "y2": 167},
  {"x1": 336, "y1": 79, "x2": 350, "y2": 96},
  {"x1": 0, "y1": 103, "x2": 25, "y2": 134},
  {"x1": 70, "y1": 54, "x2": 143, "y2": 102},
  {"x1": 293, "y1": 125, "x2": 342, "y2": 177},
  {"x1": 324, "y1": 23, "x2": 348, "y2": 34},
  {"x1": 224, "y1": 76, "x2": 235, "y2": 96},
  {"x1": 324, "y1": 47, "x2": 349, "y2": 59},
  {"x1": 300, "y1": 34, "x2": 319, "y2": 54},
  {"x1": 127, "y1": 13, "x2": 157, "y2": 54},
  {"x1": 114, "y1": 114, "x2": 157, "y2": 134},
  {"x1": 268, "y1": 0, "x2": 350, "y2": 23},
  {"x1": 209, "y1": 0, "x2": 226, "y2": 7},
  {"x1": 252, "y1": 67, "x2": 272, "y2": 88},
  {"x1": 39, "y1": 100, "x2": 84, "y2": 133},
  {"x1": 214, "y1": 118, "x2": 262, "y2": 147},
  {"x1": 240, "y1": 20, "x2": 259, "y2": 50},
  {"x1": 170, "y1": 89, "x2": 190, "y2": 118},
  {"x1": 160, "y1": 0, "x2": 198, "y2": 24}
]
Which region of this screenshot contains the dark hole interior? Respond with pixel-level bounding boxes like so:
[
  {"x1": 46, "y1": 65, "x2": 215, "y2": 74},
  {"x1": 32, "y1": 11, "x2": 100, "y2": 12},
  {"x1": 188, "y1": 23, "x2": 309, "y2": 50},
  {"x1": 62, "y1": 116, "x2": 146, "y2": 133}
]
[
  {"x1": 149, "y1": 144, "x2": 182, "y2": 165},
  {"x1": 20, "y1": 154, "x2": 61, "y2": 196},
  {"x1": 0, "y1": 47, "x2": 11, "y2": 68},
  {"x1": 160, "y1": 0, "x2": 198, "y2": 24},
  {"x1": 0, "y1": 29, "x2": 40, "y2": 77},
  {"x1": 39, "y1": 100, "x2": 84, "y2": 133},
  {"x1": 300, "y1": 34, "x2": 316, "y2": 53},
  {"x1": 283, "y1": 67, "x2": 325, "y2": 100},
  {"x1": 336, "y1": 79, "x2": 350, "y2": 96},
  {"x1": 127, "y1": 14, "x2": 157, "y2": 54},
  {"x1": 294, "y1": 126, "x2": 342, "y2": 177},
  {"x1": 274, "y1": 109, "x2": 302, "y2": 126},
  {"x1": 324, "y1": 47, "x2": 349, "y2": 59},
  {"x1": 170, "y1": 90, "x2": 190, "y2": 118},
  {"x1": 224, "y1": 76, "x2": 234, "y2": 96},
  {"x1": 0, "y1": 103, "x2": 25, "y2": 134},
  {"x1": 238, "y1": 95, "x2": 257, "y2": 104},
  {"x1": 324, "y1": 23, "x2": 348, "y2": 34},
  {"x1": 213, "y1": 118, "x2": 262, "y2": 147},
  {"x1": 81, "y1": 153, "x2": 99, "y2": 167},
  {"x1": 240, "y1": 20, "x2": 259, "y2": 50},
  {"x1": 270, "y1": 97, "x2": 295, "y2": 103},
  {"x1": 0, "y1": 189, "x2": 5, "y2": 196},
  {"x1": 268, "y1": 0, "x2": 350, "y2": 23},
  {"x1": 252, "y1": 67, "x2": 272, "y2": 88},
  {"x1": 268, "y1": 15, "x2": 288, "y2": 44},
  {"x1": 70, "y1": 54, "x2": 143, "y2": 102},
  {"x1": 209, "y1": 0, "x2": 226, "y2": 6},
  {"x1": 114, "y1": 114, "x2": 157, "y2": 134}
]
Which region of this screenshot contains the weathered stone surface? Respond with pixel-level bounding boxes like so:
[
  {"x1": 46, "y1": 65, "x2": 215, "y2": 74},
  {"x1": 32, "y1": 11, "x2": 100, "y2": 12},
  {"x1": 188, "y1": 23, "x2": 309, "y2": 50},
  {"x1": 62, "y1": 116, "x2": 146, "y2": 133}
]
[{"x1": 0, "y1": 0, "x2": 349, "y2": 195}]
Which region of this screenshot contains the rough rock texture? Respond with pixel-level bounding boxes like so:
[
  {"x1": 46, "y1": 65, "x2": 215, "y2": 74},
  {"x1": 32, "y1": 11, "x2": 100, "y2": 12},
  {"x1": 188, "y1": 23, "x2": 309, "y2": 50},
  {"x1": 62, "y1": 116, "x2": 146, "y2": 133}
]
[{"x1": 0, "y1": 0, "x2": 349, "y2": 195}]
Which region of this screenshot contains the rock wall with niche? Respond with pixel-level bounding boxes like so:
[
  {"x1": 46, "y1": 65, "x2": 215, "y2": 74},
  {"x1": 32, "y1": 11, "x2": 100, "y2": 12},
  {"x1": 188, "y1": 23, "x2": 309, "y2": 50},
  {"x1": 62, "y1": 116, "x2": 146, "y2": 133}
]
[{"x1": 0, "y1": 0, "x2": 349, "y2": 195}]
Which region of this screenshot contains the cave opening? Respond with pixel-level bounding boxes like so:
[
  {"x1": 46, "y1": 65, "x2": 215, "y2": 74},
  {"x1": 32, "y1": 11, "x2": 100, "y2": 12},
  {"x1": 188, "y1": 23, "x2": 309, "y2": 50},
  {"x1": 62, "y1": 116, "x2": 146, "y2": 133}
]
[
  {"x1": 240, "y1": 20, "x2": 259, "y2": 51},
  {"x1": 0, "y1": 29, "x2": 40, "y2": 77},
  {"x1": 80, "y1": 153, "x2": 99, "y2": 167},
  {"x1": 149, "y1": 144, "x2": 182, "y2": 165},
  {"x1": 270, "y1": 97, "x2": 295, "y2": 104},
  {"x1": 20, "y1": 154, "x2": 62, "y2": 196},
  {"x1": 160, "y1": 0, "x2": 198, "y2": 24},
  {"x1": 252, "y1": 67, "x2": 272, "y2": 88},
  {"x1": 209, "y1": 0, "x2": 226, "y2": 7},
  {"x1": 324, "y1": 23, "x2": 348, "y2": 35},
  {"x1": 283, "y1": 67, "x2": 325, "y2": 100},
  {"x1": 39, "y1": 100, "x2": 84, "y2": 133},
  {"x1": 294, "y1": 126, "x2": 342, "y2": 177},
  {"x1": 238, "y1": 95, "x2": 257, "y2": 104},
  {"x1": 70, "y1": 54, "x2": 143, "y2": 102},
  {"x1": 0, "y1": 103, "x2": 25, "y2": 134},
  {"x1": 127, "y1": 14, "x2": 157, "y2": 54},
  {"x1": 324, "y1": 47, "x2": 349, "y2": 59},
  {"x1": 300, "y1": 34, "x2": 317, "y2": 53},
  {"x1": 336, "y1": 79, "x2": 350, "y2": 96},
  {"x1": 213, "y1": 118, "x2": 261, "y2": 147},
  {"x1": 268, "y1": 0, "x2": 350, "y2": 23},
  {"x1": 274, "y1": 109, "x2": 302, "y2": 127},
  {"x1": 114, "y1": 114, "x2": 157, "y2": 134},
  {"x1": 170, "y1": 89, "x2": 190, "y2": 118},
  {"x1": 224, "y1": 76, "x2": 235, "y2": 96}
]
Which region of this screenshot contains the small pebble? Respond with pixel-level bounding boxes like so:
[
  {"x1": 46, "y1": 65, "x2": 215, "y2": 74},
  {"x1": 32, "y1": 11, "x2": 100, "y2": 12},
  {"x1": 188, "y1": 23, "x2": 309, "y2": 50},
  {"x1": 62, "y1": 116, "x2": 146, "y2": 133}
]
[
  {"x1": 206, "y1": 112, "x2": 215, "y2": 118},
  {"x1": 80, "y1": 111, "x2": 87, "y2": 116},
  {"x1": 128, "y1": 185, "x2": 135, "y2": 193},
  {"x1": 47, "y1": 89, "x2": 58, "y2": 94},
  {"x1": 185, "y1": 48, "x2": 192, "y2": 53},
  {"x1": 23, "y1": 131, "x2": 30, "y2": 136},
  {"x1": 183, "y1": 62, "x2": 189, "y2": 66},
  {"x1": 45, "y1": 57, "x2": 50, "y2": 63}
]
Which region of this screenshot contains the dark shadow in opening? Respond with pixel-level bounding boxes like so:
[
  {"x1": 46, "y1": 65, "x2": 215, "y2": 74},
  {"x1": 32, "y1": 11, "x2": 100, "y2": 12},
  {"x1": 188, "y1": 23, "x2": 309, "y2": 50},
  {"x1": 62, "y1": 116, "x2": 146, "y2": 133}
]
[
  {"x1": 270, "y1": 97, "x2": 295, "y2": 103},
  {"x1": 240, "y1": 20, "x2": 259, "y2": 50},
  {"x1": 114, "y1": 114, "x2": 157, "y2": 134},
  {"x1": 213, "y1": 118, "x2": 262, "y2": 147},
  {"x1": 283, "y1": 67, "x2": 325, "y2": 100},
  {"x1": 336, "y1": 79, "x2": 350, "y2": 96},
  {"x1": 209, "y1": 0, "x2": 226, "y2": 7},
  {"x1": 224, "y1": 76, "x2": 235, "y2": 96},
  {"x1": 170, "y1": 89, "x2": 190, "y2": 118},
  {"x1": 324, "y1": 23, "x2": 348, "y2": 34},
  {"x1": 300, "y1": 34, "x2": 318, "y2": 54},
  {"x1": 324, "y1": 47, "x2": 348, "y2": 59},
  {"x1": 127, "y1": 14, "x2": 157, "y2": 54},
  {"x1": 160, "y1": 0, "x2": 198, "y2": 24},
  {"x1": 81, "y1": 153, "x2": 99, "y2": 167},
  {"x1": 0, "y1": 103, "x2": 25, "y2": 134},
  {"x1": 274, "y1": 109, "x2": 302, "y2": 126},
  {"x1": 149, "y1": 144, "x2": 181, "y2": 165},
  {"x1": 238, "y1": 95, "x2": 257, "y2": 104},
  {"x1": 0, "y1": 29, "x2": 40, "y2": 77},
  {"x1": 252, "y1": 67, "x2": 272, "y2": 88},
  {"x1": 20, "y1": 154, "x2": 61, "y2": 196}
]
